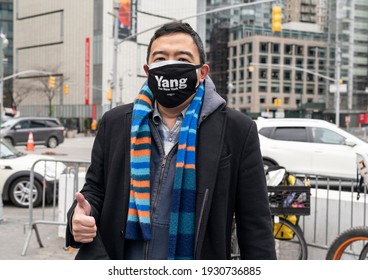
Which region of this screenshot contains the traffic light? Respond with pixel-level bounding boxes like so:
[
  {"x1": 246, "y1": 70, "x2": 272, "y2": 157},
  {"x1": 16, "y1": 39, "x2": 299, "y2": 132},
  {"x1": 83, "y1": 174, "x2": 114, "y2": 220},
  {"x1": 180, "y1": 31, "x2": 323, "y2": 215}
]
[
  {"x1": 339, "y1": 79, "x2": 344, "y2": 85},
  {"x1": 106, "y1": 88, "x2": 112, "y2": 101},
  {"x1": 63, "y1": 84, "x2": 69, "y2": 94},
  {"x1": 273, "y1": 98, "x2": 282, "y2": 106},
  {"x1": 272, "y1": 5, "x2": 282, "y2": 32},
  {"x1": 48, "y1": 76, "x2": 56, "y2": 89}
]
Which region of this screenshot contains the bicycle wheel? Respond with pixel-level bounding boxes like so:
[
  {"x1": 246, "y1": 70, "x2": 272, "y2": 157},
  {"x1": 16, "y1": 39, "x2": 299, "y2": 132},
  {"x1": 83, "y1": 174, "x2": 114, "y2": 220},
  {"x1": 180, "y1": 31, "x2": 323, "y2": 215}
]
[
  {"x1": 326, "y1": 226, "x2": 368, "y2": 260},
  {"x1": 274, "y1": 218, "x2": 308, "y2": 260}
]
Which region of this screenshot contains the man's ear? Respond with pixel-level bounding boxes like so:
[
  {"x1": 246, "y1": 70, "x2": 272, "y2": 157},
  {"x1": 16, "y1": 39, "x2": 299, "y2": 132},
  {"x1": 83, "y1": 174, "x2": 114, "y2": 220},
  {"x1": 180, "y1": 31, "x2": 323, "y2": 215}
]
[
  {"x1": 199, "y1": 64, "x2": 210, "y2": 83},
  {"x1": 143, "y1": 64, "x2": 149, "y2": 76}
]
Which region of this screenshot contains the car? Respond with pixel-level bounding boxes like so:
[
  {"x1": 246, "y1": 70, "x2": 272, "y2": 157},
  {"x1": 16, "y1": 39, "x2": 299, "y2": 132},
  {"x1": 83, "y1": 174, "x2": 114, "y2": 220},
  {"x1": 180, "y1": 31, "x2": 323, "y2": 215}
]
[
  {"x1": 0, "y1": 138, "x2": 66, "y2": 207},
  {"x1": 255, "y1": 117, "x2": 368, "y2": 180},
  {"x1": 0, "y1": 116, "x2": 65, "y2": 148}
]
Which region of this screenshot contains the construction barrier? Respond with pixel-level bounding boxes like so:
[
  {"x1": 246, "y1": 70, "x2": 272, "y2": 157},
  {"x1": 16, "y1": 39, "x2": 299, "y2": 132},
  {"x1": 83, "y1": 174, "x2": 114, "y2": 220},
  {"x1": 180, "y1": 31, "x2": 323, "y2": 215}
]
[{"x1": 21, "y1": 158, "x2": 90, "y2": 256}]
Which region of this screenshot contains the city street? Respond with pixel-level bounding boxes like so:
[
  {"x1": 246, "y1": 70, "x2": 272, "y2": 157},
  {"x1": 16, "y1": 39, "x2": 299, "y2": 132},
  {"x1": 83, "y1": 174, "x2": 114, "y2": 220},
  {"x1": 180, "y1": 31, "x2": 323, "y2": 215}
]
[
  {"x1": 0, "y1": 134, "x2": 94, "y2": 260},
  {"x1": 16, "y1": 134, "x2": 96, "y2": 162}
]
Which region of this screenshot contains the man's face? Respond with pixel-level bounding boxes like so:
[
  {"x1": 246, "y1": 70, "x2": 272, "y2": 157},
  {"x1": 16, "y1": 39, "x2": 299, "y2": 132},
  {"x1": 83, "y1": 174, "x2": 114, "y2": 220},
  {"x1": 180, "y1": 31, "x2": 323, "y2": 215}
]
[{"x1": 145, "y1": 32, "x2": 209, "y2": 84}]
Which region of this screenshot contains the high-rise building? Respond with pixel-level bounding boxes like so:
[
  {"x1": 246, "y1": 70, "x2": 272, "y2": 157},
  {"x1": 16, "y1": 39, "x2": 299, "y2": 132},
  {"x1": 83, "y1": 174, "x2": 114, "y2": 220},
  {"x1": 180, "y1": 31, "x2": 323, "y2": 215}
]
[
  {"x1": 0, "y1": 0, "x2": 13, "y2": 108},
  {"x1": 324, "y1": 0, "x2": 368, "y2": 123}
]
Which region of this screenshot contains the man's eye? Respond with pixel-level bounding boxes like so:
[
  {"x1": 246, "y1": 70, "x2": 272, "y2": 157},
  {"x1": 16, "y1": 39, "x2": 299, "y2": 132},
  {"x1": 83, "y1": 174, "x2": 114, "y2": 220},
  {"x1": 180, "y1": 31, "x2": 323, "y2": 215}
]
[
  {"x1": 178, "y1": 58, "x2": 189, "y2": 62},
  {"x1": 154, "y1": 57, "x2": 165, "y2": 62}
]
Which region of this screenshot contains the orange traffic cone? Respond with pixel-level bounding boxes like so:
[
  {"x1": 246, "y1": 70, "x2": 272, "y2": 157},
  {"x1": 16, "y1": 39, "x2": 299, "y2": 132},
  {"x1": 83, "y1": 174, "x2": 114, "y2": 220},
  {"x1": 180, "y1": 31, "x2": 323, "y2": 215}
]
[{"x1": 26, "y1": 132, "x2": 35, "y2": 151}]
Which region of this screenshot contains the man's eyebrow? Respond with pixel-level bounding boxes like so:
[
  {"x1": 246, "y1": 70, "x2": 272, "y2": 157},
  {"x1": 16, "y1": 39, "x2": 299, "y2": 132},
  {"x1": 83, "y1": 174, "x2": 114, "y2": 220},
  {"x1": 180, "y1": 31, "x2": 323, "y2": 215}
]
[
  {"x1": 151, "y1": 50, "x2": 167, "y2": 57},
  {"x1": 151, "y1": 50, "x2": 195, "y2": 59}
]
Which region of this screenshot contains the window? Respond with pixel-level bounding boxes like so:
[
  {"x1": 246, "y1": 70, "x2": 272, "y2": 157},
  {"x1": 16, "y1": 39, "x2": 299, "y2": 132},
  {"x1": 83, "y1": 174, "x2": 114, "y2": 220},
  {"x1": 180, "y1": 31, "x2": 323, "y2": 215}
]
[
  {"x1": 260, "y1": 42, "x2": 268, "y2": 53},
  {"x1": 271, "y1": 83, "x2": 279, "y2": 93},
  {"x1": 307, "y1": 59, "x2": 314, "y2": 69},
  {"x1": 232, "y1": 59, "x2": 237, "y2": 69},
  {"x1": 272, "y1": 127, "x2": 308, "y2": 142},
  {"x1": 272, "y1": 43, "x2": 280, "y2": 53},
  {"x1": 45, "y1": 120, "x2": 60, "y2": 127},
  {"x1": 295, "y1": 84, "x2": 303, "y2": 94},
  {"x1": 296, "y1": 71, "x2": 303, "y2": 81},
  {"x1": 260, "y1": 56, "x2": 268, "y2": 64},
  {"x1": 260, "y1": 96, "x2": 266, "y2": 104},
  {"x1": 296, "y1": 45, "x2": 304, "y2": 56},
  {"x1": 308, "y1": 46, "x2": 316, "y2": 57},
  {"x1": 296, "y1": 58, "x2": 303, "y2": 67},
  {"x1": 284, "y1": 70, "x2": 291, "y2": 80},
  {"x1": 248, "y1": 43, "x2": 253, "y2": 53},
  {"x1": 312, "y1": 127, "x2": 345, "y2": 145},
  {"x1": 272, "y1": 57, "x2": 280, "y2": 64},
  {"x1": 284, "y1": 57, "x2": 292, "y2": 65},
  {"x1": 307, "y1": 73, "x2": 314, "y2": 82},
  {"x1": 283, "y1": 83, "x2": 291, "y2": 93},
  {"x1": 284, "y1": 97, "x2": 290, "y2": 104},
  {"x1": 259, "y1": 69, "x2": 267, "y2": 79},
  {"x1": 259, "y1": 82, "x2": 267, "y2": 92},
  {"x1": 271, "y1": 70, "x2": 280, "y2": 79},
  {"x1": 15, "y1": 120, "x2": 30, "y2": 129},
  {"x1": 240, "y1": 44, "x2": 245, "y2": 55},
  {"x1": 30, "y1": 120, "x2": 46, "y2": 128},
  {"x1": 284, "y1": 44, "x2": 293, "y2": 55},
  {"x1": 307, "y1": 85, "x2": 314, "y2": 95}
]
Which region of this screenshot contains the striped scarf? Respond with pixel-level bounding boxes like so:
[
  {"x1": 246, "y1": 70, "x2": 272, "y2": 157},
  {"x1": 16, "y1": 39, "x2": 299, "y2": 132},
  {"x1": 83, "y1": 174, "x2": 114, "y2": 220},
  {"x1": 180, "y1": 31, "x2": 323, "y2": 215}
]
[{"x1": 125, "y1": 81, "x2": 205, "y2": 260}]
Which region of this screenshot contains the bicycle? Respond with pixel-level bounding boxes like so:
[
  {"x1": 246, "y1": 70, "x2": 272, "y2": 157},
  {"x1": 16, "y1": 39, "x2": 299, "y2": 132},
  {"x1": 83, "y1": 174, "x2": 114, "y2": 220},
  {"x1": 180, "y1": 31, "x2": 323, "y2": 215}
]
[
  {"x1": 325, "y1": 150, "x2": 368, "y2": 260},
  {"x1": 326, "y1": 226, "x2": 368, "y2": 260},
  {"x1": 231, "y1": 168, "x2": 311, "y2": 260}
]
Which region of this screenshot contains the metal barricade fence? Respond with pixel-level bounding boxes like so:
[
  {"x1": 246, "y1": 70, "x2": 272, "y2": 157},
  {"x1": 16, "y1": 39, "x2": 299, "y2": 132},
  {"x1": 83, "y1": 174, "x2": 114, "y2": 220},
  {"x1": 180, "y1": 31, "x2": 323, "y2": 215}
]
[
  {"x1": 21, "y1": 158, "x2": 90, "y2": 256},
  {"x1": 294, "y1": 174, "x2": 368, "y2": 259},
  {"x1": 19, "y1": 161, "x2": 368, "y2": 259}
]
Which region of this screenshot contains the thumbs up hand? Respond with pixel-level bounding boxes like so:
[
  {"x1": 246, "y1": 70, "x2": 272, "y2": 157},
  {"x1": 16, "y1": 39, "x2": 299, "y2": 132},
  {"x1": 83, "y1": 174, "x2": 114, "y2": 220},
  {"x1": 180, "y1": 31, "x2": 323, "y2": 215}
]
[{"x1": 71, "y1": 192, "x2": 97, "y2": 243}]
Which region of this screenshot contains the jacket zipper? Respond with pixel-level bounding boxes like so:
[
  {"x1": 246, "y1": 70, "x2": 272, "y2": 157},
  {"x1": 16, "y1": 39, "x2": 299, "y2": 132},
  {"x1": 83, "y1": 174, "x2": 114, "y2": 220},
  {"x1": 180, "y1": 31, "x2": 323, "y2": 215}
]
[{"x1": 194, "y1": 188, "x2": 209, "y2": 259}]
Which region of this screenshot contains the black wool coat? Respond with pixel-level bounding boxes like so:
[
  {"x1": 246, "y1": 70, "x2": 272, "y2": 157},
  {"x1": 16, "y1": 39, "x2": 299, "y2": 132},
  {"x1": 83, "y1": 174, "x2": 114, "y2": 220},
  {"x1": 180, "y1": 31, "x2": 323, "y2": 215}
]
[{"x1": 66, "y1": 103, "x2": 276, "y2": 260}]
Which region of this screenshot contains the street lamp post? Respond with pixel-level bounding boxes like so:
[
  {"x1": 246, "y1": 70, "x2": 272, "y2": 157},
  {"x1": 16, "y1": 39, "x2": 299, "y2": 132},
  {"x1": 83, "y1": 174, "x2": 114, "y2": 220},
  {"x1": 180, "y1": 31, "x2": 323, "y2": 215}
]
[
  {"x1": 250, "y1": 62, "x2": 342, "y2": 126},
  {"x1": 0, "y1": 33, "x2": 9, "y2": 128},
  {"x1": 111, "y1": 0, "x2": 120, "y2": 109},
  {"x1": 0, "y1": 32, "x2": 8, "y2": 222}
]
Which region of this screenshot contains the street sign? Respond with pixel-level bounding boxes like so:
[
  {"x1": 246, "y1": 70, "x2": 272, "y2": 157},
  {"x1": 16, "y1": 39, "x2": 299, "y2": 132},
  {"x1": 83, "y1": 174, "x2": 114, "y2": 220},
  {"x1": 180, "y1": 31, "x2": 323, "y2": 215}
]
[{"x1": 329, "y1": 84, "x2": 347, "y2": 93}]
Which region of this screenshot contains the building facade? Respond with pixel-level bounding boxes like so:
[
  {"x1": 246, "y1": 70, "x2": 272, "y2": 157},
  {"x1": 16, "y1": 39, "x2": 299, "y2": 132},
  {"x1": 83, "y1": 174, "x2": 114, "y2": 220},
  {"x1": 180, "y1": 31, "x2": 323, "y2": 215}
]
[
  {"x1": 0, "y1": 0, "x2": 13, "y2": 108},
  {"x1": 227, "y1": 25, "x2": 327, "y2": 118},
  {"x1": 13, "y1": 0, "x2": 203, "y2": 128}
]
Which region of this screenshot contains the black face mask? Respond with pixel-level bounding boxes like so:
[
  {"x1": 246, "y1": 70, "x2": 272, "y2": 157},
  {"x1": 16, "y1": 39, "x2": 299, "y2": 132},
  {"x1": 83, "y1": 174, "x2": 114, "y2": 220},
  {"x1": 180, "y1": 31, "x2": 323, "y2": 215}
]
[{"x1": 147, "y1": 61, "x2": 202, "y2": 108}]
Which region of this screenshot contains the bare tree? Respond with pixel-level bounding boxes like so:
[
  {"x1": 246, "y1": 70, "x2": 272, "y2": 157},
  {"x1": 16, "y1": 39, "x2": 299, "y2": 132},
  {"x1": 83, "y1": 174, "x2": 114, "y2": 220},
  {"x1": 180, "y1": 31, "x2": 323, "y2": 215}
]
[
  {"x1": 31, "y1": 65, "x2": 68, "y2": 117},
  {"x1": 12, "y1": 79, "x2": 34, "y2": 108}
]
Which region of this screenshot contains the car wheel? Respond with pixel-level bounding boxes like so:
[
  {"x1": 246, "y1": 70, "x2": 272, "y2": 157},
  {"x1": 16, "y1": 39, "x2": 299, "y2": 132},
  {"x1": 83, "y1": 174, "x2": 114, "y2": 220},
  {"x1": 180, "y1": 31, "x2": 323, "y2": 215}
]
[
  {"x1": 9, "y1": 177, "x2": 43, "y2": 208},
  {"x1": 4, "y1": 136, "x2": 14, "y2": 146},
  {"x1": 47, "y1": 136, "x2": 58, "y2": 148},
  {"x1": 263, "y1": 159, "x2": 276, "y2": 172}
]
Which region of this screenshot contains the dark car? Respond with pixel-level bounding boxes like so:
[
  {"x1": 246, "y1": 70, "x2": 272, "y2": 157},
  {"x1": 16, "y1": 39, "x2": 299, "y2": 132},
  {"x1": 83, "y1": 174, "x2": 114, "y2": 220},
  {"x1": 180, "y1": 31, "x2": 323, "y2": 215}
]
[{"x1": 0, "y1": 117, "x2": 65, "y2": 148}]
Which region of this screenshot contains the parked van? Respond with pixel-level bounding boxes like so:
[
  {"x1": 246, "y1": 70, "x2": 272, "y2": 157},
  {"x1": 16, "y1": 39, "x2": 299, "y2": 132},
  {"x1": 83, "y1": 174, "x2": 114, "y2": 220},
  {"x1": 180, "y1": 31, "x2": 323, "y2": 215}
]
[{"x1": 0, "y1": 117, "x2": 65, "y2": 148}]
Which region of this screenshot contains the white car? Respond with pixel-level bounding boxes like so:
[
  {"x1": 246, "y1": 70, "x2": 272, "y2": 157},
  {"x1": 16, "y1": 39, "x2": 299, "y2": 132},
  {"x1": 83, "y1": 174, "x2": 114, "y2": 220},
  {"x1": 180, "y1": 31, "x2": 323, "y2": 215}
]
[
  {"x1": 0, "y1": 138, "x2": 66, "y2": 207},
  {"x1": 255, "y1": 117, "x2": 368, "y2": 179}
]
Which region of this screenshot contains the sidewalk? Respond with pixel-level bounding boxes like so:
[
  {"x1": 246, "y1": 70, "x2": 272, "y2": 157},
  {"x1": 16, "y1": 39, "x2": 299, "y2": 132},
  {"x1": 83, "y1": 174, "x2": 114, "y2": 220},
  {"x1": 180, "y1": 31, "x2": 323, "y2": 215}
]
[{"x1": 0, "y1": 203, "x2": 78, "y2": 260}]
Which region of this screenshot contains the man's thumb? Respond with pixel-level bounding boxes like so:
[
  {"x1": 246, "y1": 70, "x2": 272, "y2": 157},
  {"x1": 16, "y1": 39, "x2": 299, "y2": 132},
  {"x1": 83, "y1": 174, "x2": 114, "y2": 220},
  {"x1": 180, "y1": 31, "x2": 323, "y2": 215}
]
[{"x1": 75, "y1": 192, "x2": 91, "y2": 215}]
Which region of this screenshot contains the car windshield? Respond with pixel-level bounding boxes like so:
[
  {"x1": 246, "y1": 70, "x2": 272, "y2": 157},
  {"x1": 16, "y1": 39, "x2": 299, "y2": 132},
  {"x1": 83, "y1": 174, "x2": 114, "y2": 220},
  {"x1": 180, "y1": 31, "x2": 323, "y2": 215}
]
[
  {"x1": 0, "y1": 118, "x2": 18, "y2": 129},
  {"x1": 0, "y1": 139, "x2": 23, "y2": 159}
]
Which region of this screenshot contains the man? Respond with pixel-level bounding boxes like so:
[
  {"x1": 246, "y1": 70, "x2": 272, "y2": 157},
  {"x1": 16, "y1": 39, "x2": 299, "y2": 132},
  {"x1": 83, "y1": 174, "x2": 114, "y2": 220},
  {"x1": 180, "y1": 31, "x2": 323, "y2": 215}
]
[{"x1": 66, "y1": 21, "x2": 276, "y2": 260}]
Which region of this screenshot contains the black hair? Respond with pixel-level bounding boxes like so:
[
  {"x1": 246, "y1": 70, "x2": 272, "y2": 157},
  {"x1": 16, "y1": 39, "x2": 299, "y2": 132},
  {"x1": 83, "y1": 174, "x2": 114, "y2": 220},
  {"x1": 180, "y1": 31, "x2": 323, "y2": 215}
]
[{"x1": 146, "y1": 21, "x2": 206, "y2": 64}]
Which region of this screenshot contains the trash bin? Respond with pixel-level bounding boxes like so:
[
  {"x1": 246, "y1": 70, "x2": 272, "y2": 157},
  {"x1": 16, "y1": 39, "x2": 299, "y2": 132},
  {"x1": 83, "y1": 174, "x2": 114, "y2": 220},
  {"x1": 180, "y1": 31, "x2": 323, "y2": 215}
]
[{"x1": 57, "y1": 171, "x2": 86, "y2": 238}]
